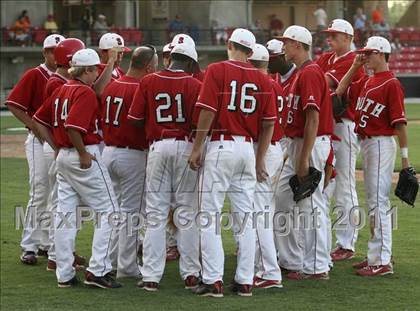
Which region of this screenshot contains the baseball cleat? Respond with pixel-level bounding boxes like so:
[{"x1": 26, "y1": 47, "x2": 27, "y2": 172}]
[
  {"x1": 166, "y1": 246, "x2": 180, "y2": 261},
  {"x1": 331, "y1": 247, "x2": 355, "y2": 261},
  {"x1": 287, "y1": 271, "x2": 329, "y2": 280},
  {"x1": 253, "y1": 277, "x2": 283, "y2": 289},
  {"x1": 193, "y1": 281, "x2": 223, "y2": 298},
  {"x1": 137, "y1": 280, "x2": 159, "y2": 292},
  {"x1": 46, "y1": 259, "x2": 56, "y2": 271},
  {"x1": 20, "y1": 251, "x2": 37, "y2": 265},
  {"x1": 356, "y1": 264, "x2": 393, "y2": 277},
  {"x1": 37, "y1": 249, "x2": 49, "y2": 258},
  {"x1": 231, "y1": 281, "x2": 253, "y2": 297},
  {"x1": 58, "y1": 276, "x2": 80, "y2": 288},
  {"x1": 352, "y1": 259, "x2": 368, "y2": 269},
  {"x1": 84, "y1": 271, "x2": 122, "y2": 289},
  {"x1": 184, "y1": 275, "x2": 200, "y2": 290},
  {"x1": 73, "y1": 252, "x2": 86, "y2": 267}
]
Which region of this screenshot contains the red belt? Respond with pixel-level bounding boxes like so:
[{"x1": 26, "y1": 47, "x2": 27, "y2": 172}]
[{"x1": 210, "y1": 133, "x2": 252, "y2": 142}]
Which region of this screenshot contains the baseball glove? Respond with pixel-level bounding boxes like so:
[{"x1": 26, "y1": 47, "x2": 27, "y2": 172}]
[
  {"x1": 395, "y1": 167, "x2": 419, "y2": 207},
  {"x1": 289, "y1": 167, "x2": 322, "y2": 203},
  {"x1": 331, "y1": 93, "x2": 348, "y2": 118}
]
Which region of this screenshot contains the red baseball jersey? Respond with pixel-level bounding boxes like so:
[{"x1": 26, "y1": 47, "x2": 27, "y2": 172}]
[
  {"x1": 279, "y1": 65, "x2": 298, "y2": 96},
  {"x1": 128, "y1": 70, "x2": 201, "y2": 142},
  {"x1": 101, "y1": 75, "x2": 147, "y2": 150},
  {"x1": 44, "y1": 73, "x2": 67, "y2": 100},
  {"x1": 196, "y1": 60, "x2": 277, "y2": 140},
  {"x1": 350, "y1": 71, "x2": 406, "y2": 137},
  {"x1": 6, "y1": 64, "x2": 53, "y2": 117},
  {"x1": 33, "y1": 80, "x2": 101, "y2": 148},
  {"x1": 192, "y1": 70, "x2": 205, "y2": 82},
  {"x1": 271, "y1": 79, "x2": 285, "y2": 142},
  {"x1": 316, "y1": 51, "x2": 365, "y2": 121},
  {"x1": 285, "y1": 61, "x2": 334, "y2": 138}
]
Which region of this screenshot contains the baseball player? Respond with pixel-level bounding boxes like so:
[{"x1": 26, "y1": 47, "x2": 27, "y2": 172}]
[
  {"x1": 336, "y1": 36, "x2": 409, "y2": 276},
  {"x1": 189, "y1": 28, "x2": 277, "y2": 297},
  {"x1": 94, "y1": 33, "x2": 130, "y2": 96},
  {"x1": 5, "y1": 34, "x2": 64, "y2": 265},
  {"x1": 317, "y1": 19, "x2": 365, "y2": 261},
  {"x1": 42, "y1": 38, "x2": 86, "y2": 271},
  {"x1": 266, "y1": 39, "x2": 297, "y2": 153},
  {"x1": 248, "y1": 44, "x2": 284, "y2": 289},
  {"x1": 128, "y1": 43, "x2": 202, "y2": 291},
  {"x1": 33, "y1": 49, "x2": 121, "y2": 288},
  {"x1": 276, "y1": 25, "x2": 333, "y2": 280},
  {"x1": 101, "y1": 45, "x2": 158, "y2": 278}
]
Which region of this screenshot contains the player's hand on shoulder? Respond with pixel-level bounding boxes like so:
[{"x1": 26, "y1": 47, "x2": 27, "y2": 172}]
[{"x1": 79, "y1": 151, "x2": 96, "y2": 169}]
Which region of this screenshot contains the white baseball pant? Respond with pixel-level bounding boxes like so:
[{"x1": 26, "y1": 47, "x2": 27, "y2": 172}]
[
  {"x1": 360, "y1": 136, "x2": 396, "y2": 266},
  {"x1": 332, "y1": 119, "x2": 360, "y2": 251},
  {"x1": 102, "y1": 146, "x2": 147, "y2": 278},
  {"x1": 254, "y1": 142, "x2": 283, "y2": 281},
  {"x1": 43, "y1": 143, "x2": 58, "y2": 262},
  {"x1": 199, "y1": 136, "x2": 256, "y2": 285},
  {"x1": 141, "y1": 139, "x2": 200, "y2": 283},
  {"x1": 275, "y1": 136, "x2": 331, "y2": 274},
  {"x1": 323, "y1": 178, "x2": 335, "y2": 268},
  {"x1": 55, "y1": 145, "x2": 118, "y2": 283},
  {"x1": 20, "y1": 132, "x2": 50, "y2": 252}
]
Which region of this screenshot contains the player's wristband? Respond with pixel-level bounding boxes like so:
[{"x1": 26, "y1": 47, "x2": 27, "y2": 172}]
[{"x1": 400, "y1": 147, "x2": 408, "y2": 158}]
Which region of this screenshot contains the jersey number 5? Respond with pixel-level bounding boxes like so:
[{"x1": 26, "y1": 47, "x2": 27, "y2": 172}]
[
  {"x1": 104, "y1": 96, "x2": 124, "y2": 126},
  {"x1": 155, "y1": 93, "x2": 185, "y2": 123},
  {"x1": 227, "y1": 81, "x2": 258, "y2": 114}
]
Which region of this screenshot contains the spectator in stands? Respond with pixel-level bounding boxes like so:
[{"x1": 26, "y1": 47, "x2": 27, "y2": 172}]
[
  {"x1": 81, "y1": 8, "x2": 92, "y2": 44},
  {"x1": 211, "y1": 20, "x2": 228, "y2": 45},
  {"x1": 251, "y1": 19, "x2": 266, "y2": 43},
  {"x1": 44, "y1": 14, "x2": 58, "y2": 34},
  {"x1": 269, "y1": 14, "x2": 283, "y2": 37},
  {"x1": 93, "y1": 14, "x2": 110, "y2": 38},
  {"x1": 168, "y1": 14, "x2": 185, "y2": 40},
  {"x1": 353, "y1": 7, "x2": 367, "y2": 47},
  {"x1": 313, "y1": 3, "x2": 328, "y2": 31},
  {"x1": 391, "y1": 37, "x2": 402, "y2": 51},
  {"x1": 10, "y1": 11, "x2": 31, "y2": 46},
  {"x1": 371, "y1": 5, "x2": 384, "y2": 25},
  {"x1": 313, "y1": 4, "x2": 328, "y2": 51},
  {"x1": 373, "y1": 21, "x2": 390, "y2": 38}
]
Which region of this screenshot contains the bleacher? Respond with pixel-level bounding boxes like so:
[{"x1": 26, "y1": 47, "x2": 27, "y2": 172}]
[{"x1": 389, "y1": 46, "x2": 420, "y2": 74}]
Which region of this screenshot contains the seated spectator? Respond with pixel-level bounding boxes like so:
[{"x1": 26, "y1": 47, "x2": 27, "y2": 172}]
[
  {"x1": 168, "y1": 14, "x2": 185, "y2": 40},
  {"x1": 211, "y1": 20, "x2": 228, "y2": 45},
  {"x1": 269, "y1": 14, "x2": 283, "y2": 37},
  {"x1": 10, "y1": 11, "x2": 31, "y2": 46},
  {"x1": 93, "y1": 14, "x2": 110, "y2": 38},
  {"x1": 44, "y1": 14, "x2": 58, "y2": 34},
  {"x1": 371, "y1": 6, "x2": 384, "y2": 25},
  {"x1": 373, "y1": 21, "x2": 390, "y2": 38}
]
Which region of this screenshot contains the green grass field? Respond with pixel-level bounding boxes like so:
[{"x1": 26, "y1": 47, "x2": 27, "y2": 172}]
[{"x1": 1, "y1": 106, "x2": 420, "y2": 310}]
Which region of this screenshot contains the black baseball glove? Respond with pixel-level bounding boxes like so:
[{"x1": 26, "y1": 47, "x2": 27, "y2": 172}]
[
  {"x1": 395, "y1": 167, "x2": 419, "y2": 207},
  {"x1": 289, "y1": 167, "x2": 322, "y2": 203},
  {"x1": 331, "y1": 93, "x2": 348, "y2": 118}
]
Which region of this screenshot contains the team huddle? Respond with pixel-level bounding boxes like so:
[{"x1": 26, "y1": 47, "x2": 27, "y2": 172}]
[{"x1": 6, "y1": 18, "x2": 413, "y2": 297}]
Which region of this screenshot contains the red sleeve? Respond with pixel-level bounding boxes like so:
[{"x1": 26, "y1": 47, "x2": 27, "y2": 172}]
[
  {"x1": 300, "y1": 68, "x2": 324, "y2": 111},
  {"x1": 262, "y1": 79, "x2": 278, "y2": 120},
  {"x1": 65, "y1": 88, "x2": 98, "y2": 133},
  {"x1": 348, "y1": 75, "x2": 368, "y2": 101},
  {"x1": 33, "y1": 96, "x2": 53, "y2": 128},
  {"x1": 195, "y1": 64, "x2": 219, "y2": 113},
  {"x1": 387, "y1": 80, "x2": 406, "y2": 126},
  {"x1": 189, "y1": 80, "x2": 202, "y2": 126},
  {"x1": 127, "y1": 80, "x2": 146, "y2": 121},
  {"x1": 5, "y1": 69, "x2": 37, "y2": 111},
  {"x1": 315, "y1": 53, "x2": 329, "y2": 72}
]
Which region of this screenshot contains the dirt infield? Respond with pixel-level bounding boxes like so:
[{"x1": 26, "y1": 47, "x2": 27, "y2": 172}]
[{"x1": 0, "y1": 134, "x2": 26, "y2": 158}]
